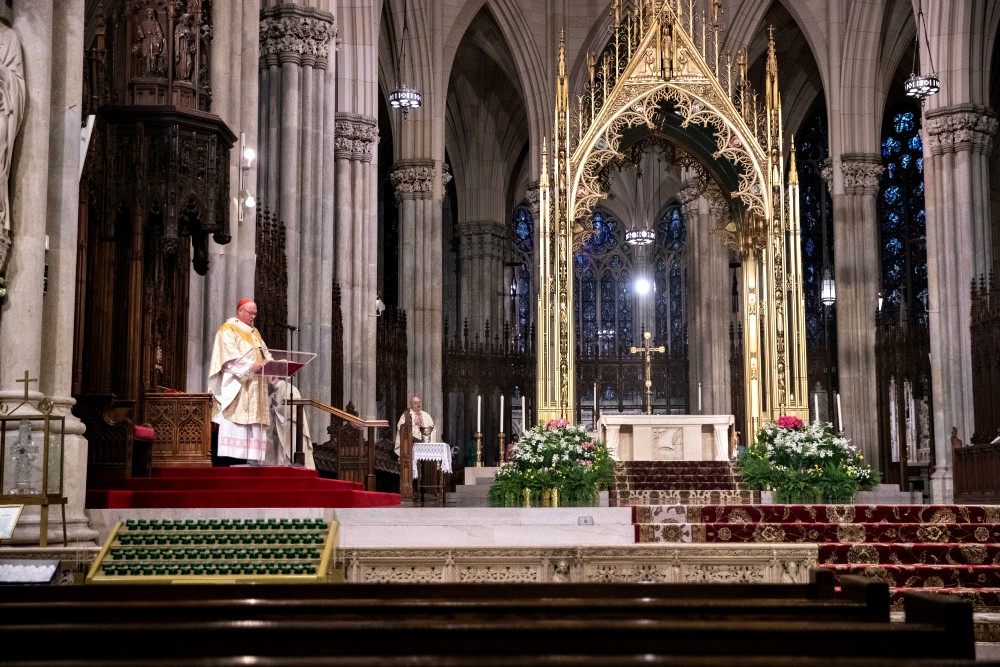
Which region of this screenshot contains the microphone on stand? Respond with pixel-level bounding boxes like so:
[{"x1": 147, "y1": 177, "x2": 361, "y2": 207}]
[{"x1": 282, "y1": 324, "x2": 299, "y2": 332}]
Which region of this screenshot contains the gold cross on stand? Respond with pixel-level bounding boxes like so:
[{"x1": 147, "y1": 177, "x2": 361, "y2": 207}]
[
  {"x1": 15, "y1": 369, "x2": 38, "y2": 402},
  {"x1": 631, "y1": 331, "x2": 665, "y2": 415}
]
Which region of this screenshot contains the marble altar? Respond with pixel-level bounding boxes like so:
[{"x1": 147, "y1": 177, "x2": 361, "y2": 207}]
[{"x1": 598, "y1": 414, "x2": 735, "y2": 461}]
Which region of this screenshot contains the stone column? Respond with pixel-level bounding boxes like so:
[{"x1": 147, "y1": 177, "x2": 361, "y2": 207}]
[
  {"x1": 456, "y1": 220, "x2": 506, "y2": 335},
  {"x1": 683, "y1": 181, "x2": 731, "y2": 415},
  {"x1": 334, "y1": 113, "x2": 378, "y2": 415},
  {"x1": 923, "y1": 105, "x2": 998, "y2": 502},
  {"x1": 0, "y1": 1, "x2": 96, "y2": 544},
  {"x1": 257, "y1": 4, "x2": 336, "y2": 409},
  {"x1": 392, "y1": 161, "x2": 451, "y2": 426},
  {"x1": 832, "y1": 155, "x2": 882, "y2": 464}
]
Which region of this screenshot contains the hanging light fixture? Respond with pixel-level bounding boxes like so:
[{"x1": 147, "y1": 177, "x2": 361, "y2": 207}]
[
  {"x1": 820, "y1": 268, "x2": 836, "y2": 307},
  {"x1": 625, "y1": 163, "x2": 655, "y2": 245},
  {"x1": 388, "y1": 0, "x2": 422, "y2": 119},
  {"x1": 904, "y1": 0, "x2": 940, "y2": 101}
]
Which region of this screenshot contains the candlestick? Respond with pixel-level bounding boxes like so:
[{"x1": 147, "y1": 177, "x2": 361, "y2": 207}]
[
  {"x1": 593, "y1": 383, "x2": 598, "y2": 429},
  {"x1": 521, "y1": 395, "x2": 526, "y2": 432},
  {"x1": 475, "y1": 431, "x2": 482, "y2": 467},
  {"x1": 814, "y1": 393, "x2": 819, "y2": 423},
  {"x1": 498, "y1": 432, "x2": 506, "y2": 465},
  {"x1": 500, "y1": 395, "x2": 504, "y2": 432},
  {"x1": 836, "y1": 392, "x2": 843, "y2": 434},
  {"x1": 477, "y1": 395, "x2": 481, "y2": 433},
  {"x1": 698, "y1": 382, "x2": 702, "y2": 413}
]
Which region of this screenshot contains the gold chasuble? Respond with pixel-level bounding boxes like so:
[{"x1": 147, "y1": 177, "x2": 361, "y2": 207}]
[{"x1": 208, "y1": 318, "x2": 271, "y2": 460}]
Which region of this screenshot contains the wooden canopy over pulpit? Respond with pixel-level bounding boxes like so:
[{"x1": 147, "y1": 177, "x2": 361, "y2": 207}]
[{"x1": 75, "y1": 3, "x2": 234, "y2": 469}]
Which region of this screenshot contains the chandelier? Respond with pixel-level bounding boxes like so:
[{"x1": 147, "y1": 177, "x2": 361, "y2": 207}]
[
  {"x1": 904, "y1": 0, "x2": 940, "y2": 101},
  {"x1": 389, "y1": 0, "x2": 422, "y2": 118},
  {"x1": 625, "y1": 228, "x2": 655, "y2": 245}
]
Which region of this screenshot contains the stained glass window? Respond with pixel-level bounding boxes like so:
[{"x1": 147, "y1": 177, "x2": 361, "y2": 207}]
[
  {"x1": 795, "y1": 107, "x2": 834, "y2": 348},
  {"x1": 512, "y1": 206, "x2": 533, "y2": 253},
  {"x1": 510, "y1": 203, "x2": 534, "y2": 349},
  {"x1": 654, "y1": 206, "x2": 687, "y2": 351},
  {"x1": 879, "y1": 103, "x2": 927, "y2": 326},
  {"x1": 574, "y1": 207, "x2": 633, "y2": 355}
]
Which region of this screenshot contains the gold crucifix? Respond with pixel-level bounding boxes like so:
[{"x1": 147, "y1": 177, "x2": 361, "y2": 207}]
[
  {"x1": 630, "y1": 331, "x2": 665, "y2": 415},
  {"x1": 16, "y1": 370, "x2": 38, "y2": 402}
]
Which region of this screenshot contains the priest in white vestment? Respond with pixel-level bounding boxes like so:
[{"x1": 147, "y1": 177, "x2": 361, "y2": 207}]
[
  {"x1": 208, "y1": 298, "x2": 271, "y2": 462},
  {"x1": 395, "y1": 395, "x2": 435, "y2": 455}
]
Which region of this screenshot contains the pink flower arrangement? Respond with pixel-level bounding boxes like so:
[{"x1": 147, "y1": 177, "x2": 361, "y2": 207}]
[
  {"x1": 545, "y1": 418, "x2": 571, "y2": 430},
  {"x1": 775, "y1": 415, "x2": 804, "y2": 430}
]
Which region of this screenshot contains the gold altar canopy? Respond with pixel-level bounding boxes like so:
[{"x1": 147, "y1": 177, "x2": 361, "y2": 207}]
[{"x1": 536, "y1": 0, "x2": 809, "y2": 440}]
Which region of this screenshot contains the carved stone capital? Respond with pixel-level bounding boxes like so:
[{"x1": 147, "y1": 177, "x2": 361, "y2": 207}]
[
  {"x1": 840, "y1": 153, "x2": 883, "y2": 195},
  {"x1": 819, "y1": 158, "x2": 833, "y2": 189},
  {"x1": 334, "y1": 113, "x2": 378, "y2": 163},
  {"x1": 441, "y1": 163, "x2": 453, "y2": 195},
  {"x1": 524, "y1": 183, "x2": 540, "y2": 217},
  {"x1": 259, "y1": 5, "x2": 337, "y2": 70},
  {"x1": 925, "y1": 104, "x2": 998, "y2": 156},
  {"x1": 0, "y1": 227, "x2": 9, "y2": 273},
  {"x1": 390, "y1": 160, "x2": 436, "y2": 201},
  {"x1": 677, "y1": 179, "x2": 701, "y2": 212}
]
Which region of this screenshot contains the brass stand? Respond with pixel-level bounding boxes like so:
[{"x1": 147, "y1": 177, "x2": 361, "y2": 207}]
[
  {"x1": 475, "y1": 431, "x2": 482, "y2": 467},
  {"x1": 498, "y1": 432, "x2": 506, "y2": 465}
]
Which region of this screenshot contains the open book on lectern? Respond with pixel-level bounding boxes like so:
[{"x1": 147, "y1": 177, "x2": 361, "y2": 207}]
[
  {"x1": 261, "y1": 349, "x2": 316, "y2": 379},
  {"x1": 236, "y1": 348, "x2": 317, "y2": 379}
]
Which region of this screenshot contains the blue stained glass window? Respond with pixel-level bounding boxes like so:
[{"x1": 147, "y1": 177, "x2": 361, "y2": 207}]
[
  {"x1": 512, "y1": 206, "x2": 533, "y2": 253},
  {"x1": 882, "y1": 137, "x2": 902, "y2": 155},
  {"x1": 618, "y1": 269, "x2": 633, "y2": 351},
  {"x1": 795, "y1": 107, "x2": 833, "y2": 349},
  {"x1": 894, "y1": 112, "x2": 914, "y2": 133},
  {"x1": 669, "y1": 260, "x2": 684, "y2": 350},
  {"x1": 653, "y1": 206, "x2": 687, "y2": 348},
  {"x1": 584, "y1": 212, "x2": 618, "y2": 251},
  {"x1": 879, "y1": 103, "x2": 928, "y2": 326}
]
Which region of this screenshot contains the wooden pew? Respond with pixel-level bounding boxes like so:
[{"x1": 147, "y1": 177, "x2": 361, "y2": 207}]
[{"x1": 0, "y1": 573, "x2": 978, "y2": 664}]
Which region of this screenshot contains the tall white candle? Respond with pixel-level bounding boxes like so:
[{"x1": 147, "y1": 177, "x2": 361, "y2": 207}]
[
  {"x1": 697, "y1": 382, "x2": 702, "y2": 413},
  {"x1": 836, "y1": 393, "x2": 843, "y2": 433},
  {"x1": 477, "y1": 395, "x2": 481, "y2": 433},
  {"x1": 500, "y1": 395, "x2": 504, "y2": 432},
  {"x1": 593, "y1": 383, "x2": 598, "y2": 429},
  {"x1": 521, "y1": 395, "x2": 526, "y2": 432},
  {"x1": 814, "y1": 393, "x2": 819, "y2": 423}
]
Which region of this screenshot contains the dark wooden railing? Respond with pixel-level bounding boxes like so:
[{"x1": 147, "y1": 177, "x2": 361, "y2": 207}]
[
  {"x1": 954, "y1": 442, "x2": 1000, "y2": 504},
  {"x1": 292, "y1": 398, "x2": 388, "y2": 492}
]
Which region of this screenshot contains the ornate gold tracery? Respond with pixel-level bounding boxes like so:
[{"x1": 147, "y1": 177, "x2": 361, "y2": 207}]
[{"x1": 537, "y1": 0, "x2": 809, "y2": 440}]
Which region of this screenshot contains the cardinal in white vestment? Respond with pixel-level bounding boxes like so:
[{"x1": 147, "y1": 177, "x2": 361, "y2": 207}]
[
  {"x1": 395, "y1": 395, "x2": 435, "y2": 455},
  {"x1": 208, "y1": 298, "x2": 271, "y2": 462}
]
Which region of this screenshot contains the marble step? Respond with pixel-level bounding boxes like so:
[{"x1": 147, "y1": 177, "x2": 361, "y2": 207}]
[{"x1": 332, "y1": 507, "x2": 635, "y2": 548}]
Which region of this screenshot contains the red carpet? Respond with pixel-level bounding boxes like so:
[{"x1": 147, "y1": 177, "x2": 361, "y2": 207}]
[
  {"x1": 632, "y1": 503, "x2": 1000, "y2": 611},
  {"x1": 87, "y1": 467, "x2": 400, "y2": 509}
]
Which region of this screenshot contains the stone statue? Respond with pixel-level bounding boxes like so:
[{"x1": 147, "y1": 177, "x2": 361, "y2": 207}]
[
  {"x1": 0, "y1": 21, "x2": 24, "y2": 269},
  {"x1": 134, "y1": 8, "x2": 165, "y2": 77}
]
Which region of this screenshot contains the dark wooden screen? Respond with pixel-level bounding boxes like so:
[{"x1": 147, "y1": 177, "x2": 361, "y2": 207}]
[
  {"x1": 376, "y1": 306, "x2": 407, "y2": 427},
  {"x1": 971, "y1": 274, "x2": 1000, "y2": 445},
  {"x1": 729, "y1": 322, "x2": 746, "y2": 446},
  {"x1": 253, "y1": 205, "x2": 288, "y2": 351},
  {"x1": 443, "y1": 319, "x2": 536, "y2": 465},
  {"x1": 875, "y1": 311, "x2": 933, "y2": 488}
]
